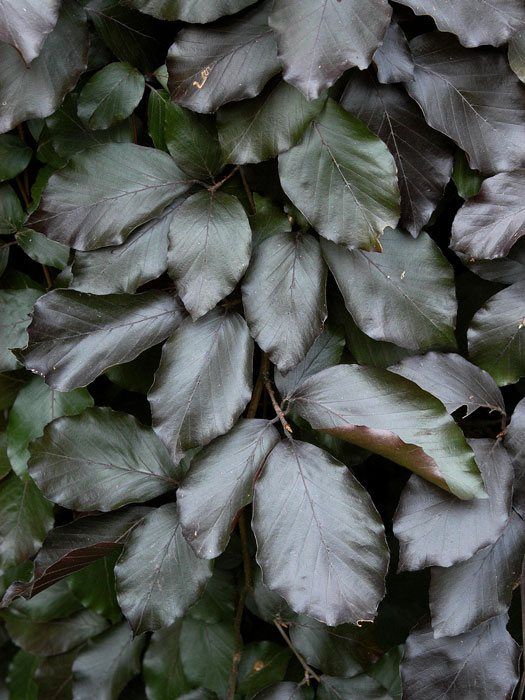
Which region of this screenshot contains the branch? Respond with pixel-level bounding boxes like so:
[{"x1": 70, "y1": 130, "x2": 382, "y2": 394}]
[
  {"x1": 274, "y1": 619, "x2": 321, "y2": 683},
  {"x1": 209, "y1": 165, "x2": 240, "y2": 194},
  {"x1": 264, "y1": 371, "x2": 293, "y2": 434}
]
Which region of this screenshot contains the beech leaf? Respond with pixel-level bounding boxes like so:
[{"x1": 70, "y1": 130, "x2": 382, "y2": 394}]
[{"x1": 0, "y1": 0, "x2": 60, "y2": 64}]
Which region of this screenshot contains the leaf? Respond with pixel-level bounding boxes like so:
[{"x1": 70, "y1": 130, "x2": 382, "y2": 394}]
[
  {"x1": 389, "y1": 352, "x2": 506, "y2": 418},
  {"x1": 167, "y1": 191, "x2": 251, "y2": 320},
  {"x1": 238, "y1": 642, "x2": 291, "y2": 697},
  {"x1": 463, "y1": 238, "x2": 525, "y2": 285},
  {"x1": 406, "y1": 32, "x2": 525, "y2": 175},
  {"x1": 396, "y1": 0, "x2": 525, "y2": 47},
  {"x1": 143, "y1": 623, "x2": 193, "y2": 700},
  {"x1": 149, "y1": 309, "x2": 253, "y2": 462},
  {"x1": 19, "y1": 289, "x2": 182, "y2": 391},
  {"x1": 269, "y1": 0, "x2": 391, "y2": 100},
  {"x1": 468, "y1": 280, "x2": 525, "y2": 386},
  {"x1": 274, "y1": 326, "x2": 344, "y2": 401},
  {"x1": 30, "y1": 143, "x2": 191, "y2": 251},
  {"x1": 0, "y1": 1, "x2": 88, "y2": 135},
  {"x1": 70, "y1": 200, "x2": 182, "y2": 295},
  {"x1": 164, "y1": 100, "x2": 223, "y2": 181},
  {"x1": 242, "y1": 232, "x2": 327, "y2": 371},
  {"x1": 368, "y1": 647, "x2": 403, "y2": 700},
  {"x1": 6, "y1": 376, "x2": 92, "y2": 476},
  {"x1": 28, "y1": 407, "x2": 178, "y2": 512},
  {"x1": 279, "y1": 99, "x2": 399, "y2": 250},
  {"x1": 127, "y1": 0, "x2": 256, "y2": 22},
  {"x1": 0, "y1": 134, "x2": 32, "y2": 182},
  {"x1": 452, "y1": 150, "x2": 483, "y2": 200},
  {"x1": 68, "y1": 553, "x2": 121, "y2": 623},
  {"x1": 400, "y1": 615, "x2": 520, "y2": 700},
  {"x1": 177, "y1": 419, "x2": 279, "y2": 559},
  {"x1": 167, "y1": 1, "x2": 280, "y2": 114},
  {"x1": 2, "y1": 507, "x2": 150, "y2": 603},
  {"x1": 341, "y1": 71, "x2": 454, "y2": 237},
  {"x1": 16, "y1": 230, "x2": 69, "y2": 270},
  {"x1": 0, "y1": 288, "x2": 41, "y2": 372},
  {"x1": 252, "y1": 684, "x2": 308, "y2": 700},
  {"x1": 249, "y1": 194, "x2": 291, "y2": 246},
  {"x1": 0, "y1": 473, "x2": 54, "y2": 573},
  {"x1": 373, "y1": 21, "x2": 414, "y2": 84},
  {"x1": 72, "y1": 623, "x2": 145, "y2": 700},
  {"x1": 217, "y1": 80, "x2": 325, "y2": 165},
  {"x1": 253, "y1": 440, "x2": 388, "y2": 626},
  {"x1": 115, "y1": 503, "x2": 212, "y2": 634},
  {"x1": 430, "y1": 508, "x2": 525, "y2": 638},
  {"x1": 317, "y1": 674, "x2": 390, "y2": 699},
  {"x1": 509, "y1": 30, "x2": 525, "y2": 82},
  {"x1": 451, "y1": 169, "x2": 525, "y2": 260},
  {"x1": 33, "y1": 650, "x2": 77, "y2": 700},
  {"x1": 180, "y1": 617, "x2": 235, "y2": 696},
  {"x1": 394, "y1": 439, "x2": 513, "y2": 571},
  {"x1": 7, "y1": 650, "x2": 38, "y2": 700},
  {"x1": 0, "y1": 183, "x2": 24, "y2": 235},
  {"x1": 290, "y1": 364, "x2": 486, "y2": 499},
  {"x1": 77, "y1": 62, "x2": 145, "y2": 130},
  {"x1": 189, "y1": 569, "x2": 235, "y2": 624},
  {"x1": 0, "y1": 0, "x2": 60, "y2": 64},
  {"x1": 322, "y1": 230, "x2": 456, "y2": 352}
]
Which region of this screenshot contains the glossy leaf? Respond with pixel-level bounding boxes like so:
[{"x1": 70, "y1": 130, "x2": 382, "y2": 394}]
[
  {"x1": 28, "y1": 407, "x2": 178, "y2": 511},
  {"x1": 0, "y1": 134, "x2": 32, "y2": 182},
  {"x1": 167, "y1": 2, "x2": 280, "y2": 114},
  {"x1": 0, "y1": 288, "x2": 41, "y2": 372},
  {"x1": 373, "y1": 21, "x2": 414, "y2": 84},
  {"x1": 401, "y1": 615, "x2": 520, "y2": 700},
  {"x1": 269, "y1": 0, "x2": 391, "y2": 100},
  {"x1": 291, "y1": 365, "x2": 485, "y2": 499},
  {"x1": 167, "y1": 191, "x2": 251, "y2": 320},
  {"x1": 406, "y1": 32, "x2": 525, "y2": 175},
  {"x1": 217, "y1": 81, "x2": 325, "y2": 164},
  {"x1": 0, "y1": 1, "x2": 88, "y2": 134},
  {"x1": 322, "y1": 230, "x2": 456, "y2": 352},
  {"x1": 78, "y1": 62, "x2": 145, "y2": 130},
  {"x1": 0, "y1": 0, "x2": 60, "y2": 64},
  {"x1": 16, "y1": 230, "x2": 69, "y2": 270},
  {"x1": 253, "y1": 684, "x2": 307, "y2": 700},
  {"x1": 30, "y1": 143, "x2": 191, "y2": 250},
  {"x1": 253, "y1": 440, "x2": 388, "y2": 626},
  {"x1": 317, "y1": 674, "x2": 389, "y2": 700},
  {"x1": 451, "y1": 169, "x2": 525, "y2": 260},
  {"x1": 394, "y1": 439, "x2": 513, "y2": 570},
  {"x1": 68, "y1": 553, "x2": 121, "y2": 623},
  {"x1": 452, "y1": 150, "x2": 483, "y2": 200},
  {"x1": 389, "y1": 352, "x2": 506, "y2": 417},
  {"x1": 238, "y1": 642, "x2": 291, "y2": 697},
  {"x1": 128, "y1": 0, "x2": 256, "y2": 22},
  {"x1": 6, "y1": 376, "x2": 92, "y2": 476},
  {"x1": 19, "y1": 290, "x2": 182, "y2": 391},
  {"x1": 115, "y1": 503, "x2": 212, "y2": 634},
  {"x1": 279, "y1": 99, "x2": 399, "y2": 250},
  {"x1": 468, "y1": 280, "x2": 525, "y2": 386},
  {"x1": 143, "y1": 622, "x2": 192, "y2": 700},
  {"x1": 509, "y1": 30, "x2": 525, "y2": 82},
  {"x1": 341, "y1": 72, "x2": 454, "y2": 237},
  {"x1": 177, "y1": 419, "x2": 279, "y2": 559},
  {"x1": 242, "y1": 232, "x2": 327, "y2": 372},
  {"x1": 180, "y1": 618, "x2": 235, "y2": 696},
  {"x1": 149, "y1": 310, "x2": 253, "y2": 462},
  {"x1": 7, "y1": 650, "x2": 38, "y2": 700},
  {"x1": 396, "y1": 0, "x2": 525, "y2": 47},
  {"x1": 249, "y1": 194, "x2": 291, "y2": 246}
]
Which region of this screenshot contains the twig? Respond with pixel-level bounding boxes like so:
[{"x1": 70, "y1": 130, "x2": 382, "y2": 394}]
[
  {"x1": 209, "y1": 165, "x2": 240, "y2": 194},
  {"x1": 240, "y1": 167, "x2": 256, "y2": 214},
  {"x1": 264, "y1": 372, "x2": 293, "y2": 434},
  {"x1": 274, "y1": 619, "x2": 321, "y2": 683},
  {"x1": 246, "y1": 353, "x2": 269, "y2": 419},
  {"x1": 42, "y1": 265, "x2": 52, "y2": 290}
]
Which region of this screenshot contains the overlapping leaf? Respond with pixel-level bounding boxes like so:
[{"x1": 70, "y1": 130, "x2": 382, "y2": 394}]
[
  {"x1": 128, "y1": 0, "x2": 256, "y2": 23},
  {"x1": 0, "y1": 0, "x2": 60, "y2": 64}
]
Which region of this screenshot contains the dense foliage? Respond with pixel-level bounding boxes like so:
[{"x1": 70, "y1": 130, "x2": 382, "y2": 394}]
[{"x1": 0, "y1": 1, "x2": 524, "y2": 698}]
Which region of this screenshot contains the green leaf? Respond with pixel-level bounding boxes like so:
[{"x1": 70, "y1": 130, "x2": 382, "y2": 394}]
[
  {"x1": 19, "y1": 289, "x2": 182, "y2": 391},
  {"x1": 252, "y1": 440, "x2": 388, "y2": 626},
  {"x1": 322, "y1": 229, "x2": 456, "y2": 352},
  {"x1": 33, "y1": 650, "x2": 77, "y2": 700},
  {"x1": 468, "y1": 280, "x2": 525, "y2": 386},
  {"x1": 78, "y1": 62, "x2": 145, "y2": 130},
  {"x1": 147, "y1": 88, "x2": 169, "y2": 151},
  {"x1": 0, "y1": 288, "x2": 41, "y2": 372},
  {"x1": 238, "y1": 641, "x2": 291, "y2": 696},
  {"x1": 269, "y1": 0, "x2": 392, "y2": 100},
  {"x1": 242, "y1": 232, "x2": 327, "y2": 371},
  {"x1": 149, "y1": 310, "x2": 253, "y2": 462},
  {"x1": 30, "y1": 143, "x2": 191, "y2": 250},
  {"x1": 143, "y1": 622, "x2": 193, "y2": 700},
  {"x1": 217, "y1": 80, "x2": 325, "y2": 164},
  {"x1": 290, "y1": 365, "x2": 486, "y2": 499},
  {"x1": 189, "y1": 569, "x2": 235, "y2": 623},
  {"x1": 164, "y1": 100, "x2": 224, "y2": 181},
  {"x1": 167, "y1": 1, "x2": 280, "y2": 114},
  {"x1": 509, "y1": 30, "x2": 525, "y2": 82},
  {"x1": 168, "y1": 191, "x2": 251, "y2": 319},
  {"x1": 6, "y1": 650, "x2": 38, "y2": 700},
  {"x1": 127, "y1": 0, "x2": 256, "y2": 22},
  {"x1": 0, "y1": 473, "x2": 54, "y2": 573},
  {"x1": 0, "y1": 183, "x2": 24, "y2": 235},
  {"x1": 0, "y1": 1, "x2": 88, "y2": 134},
  {"x1": 279, "y1": 99, "x2": 400, "y2": 250},
  {"x1": 452, "y1": 150, "x2": 482, "y2": 200},
  {"x1": 368, "y1": 647, "x2": 403, "y2": 700},
  {"x1": 394, "y1": 439, "x2": 513, "y2": 571},
  {"x1": 177, "y1": 419, "x2": 279, "y2": 559},
  {"x1": 0, "y1": 135, "x2": 32, "y2": 182},
  {"x1": 115, "y1": 503, "x2": 212, "y2": 634},
  {"x1": 72, "y1": 623, "x2": 145, "y2": 700},
  {"x1": 180, "y1": 617, "x2": 235, "y2": 696},
  {"x1": 0, "y1": 433, "x2": 10, "y2": 481},
  {"x1": 16, "y1": 230, "x2": 69, "y2": 270},
  {"x1": 68, "y1": 552, "x2": 121, "y2": 623},
  {"x1": 249, "y1": 194, "x2": 291, "y2": 246},
  {"x1": 28, "y1": 407, "x2": 178, "y2": 511},
  {"x1": 6, "y1": 376, "x2": 92, "y2": 476}
]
